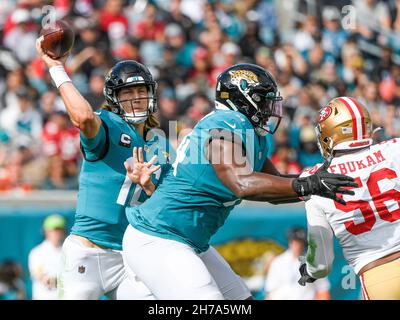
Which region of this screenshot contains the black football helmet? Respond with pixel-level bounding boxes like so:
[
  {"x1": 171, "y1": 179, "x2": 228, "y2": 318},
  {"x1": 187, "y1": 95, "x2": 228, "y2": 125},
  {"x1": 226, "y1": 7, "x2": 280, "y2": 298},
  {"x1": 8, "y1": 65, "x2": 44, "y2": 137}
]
[
  {"x1": 215, "y1": 63, "x2": 283, "y2": 135},
  {"x1": 103, "y1": 60, "x2": 157, "y2": 124}
]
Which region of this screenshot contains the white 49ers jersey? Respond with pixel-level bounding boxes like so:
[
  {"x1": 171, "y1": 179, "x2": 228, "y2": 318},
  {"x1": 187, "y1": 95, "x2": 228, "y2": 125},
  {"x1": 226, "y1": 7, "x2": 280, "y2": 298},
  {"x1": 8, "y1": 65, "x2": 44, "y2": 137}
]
[{"x1": 302, "y1": 138, "x2": 400, "y2": 276}]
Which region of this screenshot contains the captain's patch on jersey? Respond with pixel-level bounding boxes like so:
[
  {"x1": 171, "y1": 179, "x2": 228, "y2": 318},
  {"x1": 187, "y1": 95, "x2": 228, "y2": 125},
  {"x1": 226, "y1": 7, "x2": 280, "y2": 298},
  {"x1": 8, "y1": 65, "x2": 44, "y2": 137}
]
[{"x1": 119, "y1": 133, "x2": 132, "y2": 147}]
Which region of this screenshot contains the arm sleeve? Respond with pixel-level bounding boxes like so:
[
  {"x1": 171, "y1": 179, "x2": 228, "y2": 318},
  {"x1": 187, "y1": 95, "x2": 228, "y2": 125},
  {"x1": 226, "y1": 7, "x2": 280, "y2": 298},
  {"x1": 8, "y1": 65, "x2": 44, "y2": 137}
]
[
  {"x1": 305, "y1": 199, "x2": 335, "y2": 279},
  {"x1": 80, "y1": 120, "x2": 108, "y2": 161}
]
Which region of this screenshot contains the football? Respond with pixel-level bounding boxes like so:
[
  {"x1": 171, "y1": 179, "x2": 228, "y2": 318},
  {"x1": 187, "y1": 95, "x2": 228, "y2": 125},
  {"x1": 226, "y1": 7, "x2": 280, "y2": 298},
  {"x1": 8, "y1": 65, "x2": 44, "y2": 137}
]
[{"x1": 40, "y1": 20, "x2": 75, "y2": 59}]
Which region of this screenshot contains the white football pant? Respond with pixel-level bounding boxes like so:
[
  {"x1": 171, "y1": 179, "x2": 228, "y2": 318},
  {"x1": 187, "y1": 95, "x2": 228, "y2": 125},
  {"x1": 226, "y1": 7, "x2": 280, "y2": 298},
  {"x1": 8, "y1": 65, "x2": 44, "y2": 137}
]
[
  {"x1": 122, "y1": 225, "x2": 251, "y2": 300},
  {"x1": 58, "y1": 235, "x2": 155, "y2": 300}
]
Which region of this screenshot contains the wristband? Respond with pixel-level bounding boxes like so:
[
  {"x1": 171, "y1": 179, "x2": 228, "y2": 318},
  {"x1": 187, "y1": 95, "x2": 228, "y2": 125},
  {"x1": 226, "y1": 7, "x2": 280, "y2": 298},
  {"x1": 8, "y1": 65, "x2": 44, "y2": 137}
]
[{"x1": 49, "y1": 65, "x2": 71, "y2": 88}]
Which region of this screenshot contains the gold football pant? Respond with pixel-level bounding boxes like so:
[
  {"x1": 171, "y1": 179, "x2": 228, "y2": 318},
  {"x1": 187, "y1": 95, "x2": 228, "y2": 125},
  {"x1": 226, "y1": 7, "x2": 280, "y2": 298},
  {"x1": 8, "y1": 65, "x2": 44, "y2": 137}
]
[{"x1": 360, "y1": 258, "x2": 400, "y2": 300}]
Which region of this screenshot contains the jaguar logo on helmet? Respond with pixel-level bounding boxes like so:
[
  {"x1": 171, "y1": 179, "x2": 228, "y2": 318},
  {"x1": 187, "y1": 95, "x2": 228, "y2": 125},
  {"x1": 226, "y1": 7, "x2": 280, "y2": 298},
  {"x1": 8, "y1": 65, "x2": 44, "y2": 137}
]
[
  {"x1": 229, "y1": 70, "x2": 259, "y2": 90},
  {"x1": 229, "y1": 70, "x2": 258, "y2": 82}
]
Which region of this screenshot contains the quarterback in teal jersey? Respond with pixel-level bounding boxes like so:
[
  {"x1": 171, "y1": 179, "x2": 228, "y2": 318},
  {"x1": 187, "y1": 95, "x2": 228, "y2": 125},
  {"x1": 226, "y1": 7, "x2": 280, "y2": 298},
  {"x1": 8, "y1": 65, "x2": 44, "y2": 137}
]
[
  {"x1": 36, "y1": 39, "x2": 169, "y2": 299},
  {"x1": 122, "y1": 63, "x2": 357, "y2": 299}
]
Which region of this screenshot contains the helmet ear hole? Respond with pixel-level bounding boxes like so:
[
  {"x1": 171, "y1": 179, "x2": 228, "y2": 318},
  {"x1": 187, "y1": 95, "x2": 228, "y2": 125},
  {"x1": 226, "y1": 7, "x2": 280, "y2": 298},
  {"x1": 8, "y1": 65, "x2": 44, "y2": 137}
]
[{"x1": 334, "y1": 107, "x2": 338, "y2": 115}]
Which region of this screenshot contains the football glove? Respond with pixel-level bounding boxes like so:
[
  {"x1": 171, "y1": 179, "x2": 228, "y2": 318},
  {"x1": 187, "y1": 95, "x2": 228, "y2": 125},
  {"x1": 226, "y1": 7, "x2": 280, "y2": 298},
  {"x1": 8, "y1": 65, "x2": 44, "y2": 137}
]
[
  {"x1": 298, "y1": 263, "x2": 316, "y2": 286},
  {"x1": 292, "y1": 158, "x2": 358, "y2": 205}
]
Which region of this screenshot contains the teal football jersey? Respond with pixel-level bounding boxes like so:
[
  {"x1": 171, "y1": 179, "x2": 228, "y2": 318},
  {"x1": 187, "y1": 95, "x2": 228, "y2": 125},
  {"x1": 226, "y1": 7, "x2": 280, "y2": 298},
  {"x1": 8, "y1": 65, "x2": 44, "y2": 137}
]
[
  {"x1": 70, "y1": 110, "x2": 172, "y2": 250},
  {"x1": 126, "y1": 109, "x2": 269, "y2": 253}
]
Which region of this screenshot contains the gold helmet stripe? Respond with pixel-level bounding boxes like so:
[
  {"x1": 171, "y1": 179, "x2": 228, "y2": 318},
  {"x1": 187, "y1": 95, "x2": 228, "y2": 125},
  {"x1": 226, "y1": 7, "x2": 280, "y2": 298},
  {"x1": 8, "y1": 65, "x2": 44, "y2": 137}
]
[{"x1": 338, "y1": 97, "x2": 365, "y2": 140}]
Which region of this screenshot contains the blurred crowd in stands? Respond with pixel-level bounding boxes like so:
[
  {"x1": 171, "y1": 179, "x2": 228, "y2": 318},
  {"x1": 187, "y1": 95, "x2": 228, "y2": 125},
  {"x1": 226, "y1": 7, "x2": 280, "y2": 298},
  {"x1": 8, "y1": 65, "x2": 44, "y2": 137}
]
[{"x1": 0, "y1": 0, "x2": 400, "y2": 191}]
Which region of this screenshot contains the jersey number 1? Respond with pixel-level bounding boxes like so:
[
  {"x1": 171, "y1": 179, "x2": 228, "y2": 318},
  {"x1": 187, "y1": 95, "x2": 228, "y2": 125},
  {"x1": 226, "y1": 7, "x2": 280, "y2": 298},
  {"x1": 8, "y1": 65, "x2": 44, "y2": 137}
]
[
  {"x1": 172, "y1": 134, "x2": 191, "y2": 176},
  {"x1": 116, "y1": 157, "x2": 161, "y2": 206}
]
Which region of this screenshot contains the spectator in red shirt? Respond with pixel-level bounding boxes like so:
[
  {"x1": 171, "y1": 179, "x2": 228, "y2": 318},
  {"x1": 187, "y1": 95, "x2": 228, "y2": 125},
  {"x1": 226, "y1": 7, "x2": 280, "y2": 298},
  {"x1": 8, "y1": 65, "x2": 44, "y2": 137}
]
[
  {"x1": 99, "y1": 0, "x2": 129, "y2": 45},
  {"x1": 112, "y1": 38, "x2": 141, "y2": 61},
  {"x1": 133, "y1": 3, "x2": 165, "y2": 41},
  {"x1": 42, "y1": 111, "x2": 80, "y2": 189}
]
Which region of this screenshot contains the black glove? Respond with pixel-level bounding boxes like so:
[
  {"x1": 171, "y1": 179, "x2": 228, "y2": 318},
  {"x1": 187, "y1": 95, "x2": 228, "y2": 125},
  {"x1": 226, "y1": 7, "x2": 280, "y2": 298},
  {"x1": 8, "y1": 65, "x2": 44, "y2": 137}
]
[
  {"x1": 298, "y1": 263, "x2": 316, "y2": 286},
  {"x1": 292, "y1": 160, "x2": 358, "y2": 205}
]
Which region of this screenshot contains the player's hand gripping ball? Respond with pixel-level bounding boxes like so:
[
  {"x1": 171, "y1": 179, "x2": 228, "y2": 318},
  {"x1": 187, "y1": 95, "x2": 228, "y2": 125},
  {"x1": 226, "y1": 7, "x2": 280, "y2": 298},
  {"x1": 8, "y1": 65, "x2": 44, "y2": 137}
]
[{"x1": 39, "y1": 20, "x2": 75, "y2": 59}]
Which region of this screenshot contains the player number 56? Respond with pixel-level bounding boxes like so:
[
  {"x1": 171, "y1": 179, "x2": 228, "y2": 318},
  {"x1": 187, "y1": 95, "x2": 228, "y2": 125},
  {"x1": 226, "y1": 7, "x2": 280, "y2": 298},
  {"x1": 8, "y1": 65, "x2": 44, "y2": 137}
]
[{"x1": 335, "y1": 168, "x2": 400, "y2": 235}]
